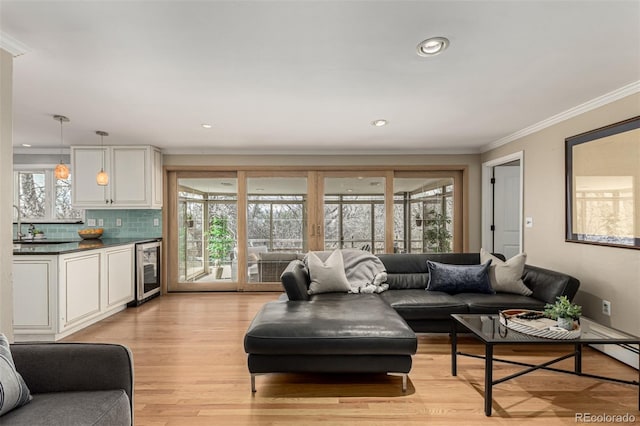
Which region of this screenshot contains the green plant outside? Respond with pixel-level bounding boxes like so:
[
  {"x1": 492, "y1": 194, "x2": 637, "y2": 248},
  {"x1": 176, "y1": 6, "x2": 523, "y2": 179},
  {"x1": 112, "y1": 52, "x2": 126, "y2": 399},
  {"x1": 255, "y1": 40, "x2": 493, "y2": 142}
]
[
  {"x1": 543, "y1": 295, "x2": 582, "y2": 320},
  {"x1": 208, "y1": 216, "x2": 235, "y2": 265},
  {"x1": 424, "y1": 209, "x2": 452, "y2": 253}
]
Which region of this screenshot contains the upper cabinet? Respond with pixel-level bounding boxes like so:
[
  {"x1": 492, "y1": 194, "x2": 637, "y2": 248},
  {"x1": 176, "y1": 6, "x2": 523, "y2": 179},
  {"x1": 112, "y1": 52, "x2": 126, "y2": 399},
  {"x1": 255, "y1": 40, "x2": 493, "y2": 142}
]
[{"x1": 71, "y1": 145, "x2": 163, "y2": 209}]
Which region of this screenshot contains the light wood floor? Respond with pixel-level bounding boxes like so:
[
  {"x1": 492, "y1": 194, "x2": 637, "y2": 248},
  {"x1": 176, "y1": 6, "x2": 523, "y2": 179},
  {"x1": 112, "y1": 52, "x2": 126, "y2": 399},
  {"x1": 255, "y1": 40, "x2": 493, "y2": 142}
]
[{"x1": 63, "y1": 293, "x2": 638, "y2": 425}]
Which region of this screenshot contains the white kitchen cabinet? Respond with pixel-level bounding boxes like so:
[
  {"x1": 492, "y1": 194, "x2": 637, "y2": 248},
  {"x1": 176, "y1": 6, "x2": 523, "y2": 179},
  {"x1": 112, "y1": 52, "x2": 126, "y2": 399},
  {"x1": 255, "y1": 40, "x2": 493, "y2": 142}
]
[
  {"x1": 104, "y1": 245, "x2": 135, "y2": 308},
  {"x1": 71, "y1": 145, "x2": 162, "y2": 209},
  {"x1": 13, "y1": 256, "x2": 57, "y2": 331},
  {"x1": 13, "y1": 244, "x2": 136, "y2": 342},
  {"x1": 59, "y1": 251, "x2": 101, "y2": 329}
]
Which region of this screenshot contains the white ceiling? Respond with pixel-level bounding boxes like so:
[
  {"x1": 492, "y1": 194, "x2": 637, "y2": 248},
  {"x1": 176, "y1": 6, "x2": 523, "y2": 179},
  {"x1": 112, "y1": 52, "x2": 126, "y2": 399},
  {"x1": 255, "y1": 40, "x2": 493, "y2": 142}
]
[{"x1": 2, "y1": 1, "x2": 639, "y2": 155}]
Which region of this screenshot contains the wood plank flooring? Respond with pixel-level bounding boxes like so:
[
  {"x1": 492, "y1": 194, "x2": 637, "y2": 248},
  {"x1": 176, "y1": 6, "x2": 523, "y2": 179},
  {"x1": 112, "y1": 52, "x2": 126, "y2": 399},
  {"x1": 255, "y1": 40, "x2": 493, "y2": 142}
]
[{"x1": 63, "y1": 293, "x2": 639, "y2": 425}]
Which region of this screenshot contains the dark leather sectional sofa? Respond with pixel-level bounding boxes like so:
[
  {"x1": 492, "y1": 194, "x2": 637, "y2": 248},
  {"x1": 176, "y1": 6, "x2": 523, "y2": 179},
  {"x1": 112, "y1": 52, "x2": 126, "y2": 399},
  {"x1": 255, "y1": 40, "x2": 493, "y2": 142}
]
[{"x1": 244, "y1": 252, "x2": 580, "y2": 391}]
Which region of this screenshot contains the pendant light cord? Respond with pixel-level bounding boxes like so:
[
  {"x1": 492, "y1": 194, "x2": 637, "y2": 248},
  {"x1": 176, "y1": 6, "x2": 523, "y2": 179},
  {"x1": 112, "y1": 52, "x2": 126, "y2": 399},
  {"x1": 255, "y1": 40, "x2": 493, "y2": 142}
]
[{"x1": 59, "y1": 118, "x2": 64, "y2": 162}]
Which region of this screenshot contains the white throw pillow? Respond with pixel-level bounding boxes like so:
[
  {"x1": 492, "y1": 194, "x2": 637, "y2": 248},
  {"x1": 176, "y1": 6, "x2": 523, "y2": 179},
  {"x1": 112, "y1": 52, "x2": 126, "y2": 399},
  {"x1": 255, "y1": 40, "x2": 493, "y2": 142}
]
[
  {"x1": 0, "y1": 334, "x2": 32, "y2": 417},
  {"x1": 307, "y1": 250, "x2": 351, "y2": 295},
  {"x1": 480, "y1": 248, "x2": 532, "y2": 296}
]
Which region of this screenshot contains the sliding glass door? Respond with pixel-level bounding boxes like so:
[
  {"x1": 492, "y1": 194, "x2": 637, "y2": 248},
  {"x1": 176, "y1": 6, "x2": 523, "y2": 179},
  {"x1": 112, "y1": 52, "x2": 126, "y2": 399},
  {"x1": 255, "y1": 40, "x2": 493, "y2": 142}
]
[
  {"x1": 165, "y1": 168, "x2": 465, "y2": 291},
  {"x1": 393, "y1": 171, "x2": 462, "y2": 253},
  {"x1": 245, "y1": 175, "x2": 308, "y2": 286},
  {"x1": 169, "y1": 172, "x2": 238, "y2": 291},
  {"x1": 323, "y1": 174, "x2": 386, "y2": 253}
]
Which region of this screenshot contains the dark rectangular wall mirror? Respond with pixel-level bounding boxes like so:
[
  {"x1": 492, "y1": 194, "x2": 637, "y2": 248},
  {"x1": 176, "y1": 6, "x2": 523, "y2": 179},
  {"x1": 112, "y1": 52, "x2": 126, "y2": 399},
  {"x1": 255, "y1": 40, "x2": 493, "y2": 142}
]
[{"x1": 565, "y1": 115, "x2": 640, "y2": 249}]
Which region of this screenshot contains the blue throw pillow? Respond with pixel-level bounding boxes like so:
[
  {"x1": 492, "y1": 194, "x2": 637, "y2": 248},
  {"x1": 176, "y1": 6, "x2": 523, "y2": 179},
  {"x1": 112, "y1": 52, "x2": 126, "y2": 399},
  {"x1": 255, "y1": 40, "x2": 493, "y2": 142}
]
[{"x1": 426, "y1": 260, "x2": 494, "y2": 294}]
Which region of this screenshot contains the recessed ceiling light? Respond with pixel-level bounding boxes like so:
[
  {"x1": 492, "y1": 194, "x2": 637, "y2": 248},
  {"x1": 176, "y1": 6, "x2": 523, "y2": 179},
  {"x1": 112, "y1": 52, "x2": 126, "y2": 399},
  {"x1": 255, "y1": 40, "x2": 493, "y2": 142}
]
[
  {"x1": 201, "y1": 123, "x2": 212, "y2": 129},
  {"x1": 347, "y1": 189, "x2": 353, "y2": 193},
  {"x1": 416, "y1": 37, "x2": 449, "y2": 57},
  {"x1": 371, "y1": 119, "x2": 388, "y2": 127},
  {"x1": 21, "y1": 143, "x2": 31, "y2": 147}
]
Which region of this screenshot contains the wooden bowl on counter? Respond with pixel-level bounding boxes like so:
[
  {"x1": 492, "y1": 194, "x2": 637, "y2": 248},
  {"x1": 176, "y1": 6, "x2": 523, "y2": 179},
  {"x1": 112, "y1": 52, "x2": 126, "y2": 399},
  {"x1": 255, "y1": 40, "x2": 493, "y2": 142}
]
[{"x1": 78, "y1": 228, "x2": 103, "y2": 240}]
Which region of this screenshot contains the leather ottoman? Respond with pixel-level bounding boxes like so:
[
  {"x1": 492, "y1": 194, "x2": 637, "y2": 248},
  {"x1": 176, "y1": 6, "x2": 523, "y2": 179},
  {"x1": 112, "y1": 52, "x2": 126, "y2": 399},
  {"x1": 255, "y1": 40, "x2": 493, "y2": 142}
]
[{"x1": 244, "y1": 293, "x2": 417, "y2": 391}]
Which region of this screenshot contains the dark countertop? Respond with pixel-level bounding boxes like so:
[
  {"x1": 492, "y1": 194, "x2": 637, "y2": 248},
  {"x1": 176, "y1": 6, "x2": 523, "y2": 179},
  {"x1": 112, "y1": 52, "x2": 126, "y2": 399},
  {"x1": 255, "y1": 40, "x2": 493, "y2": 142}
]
[{"x1": 13, "y1": 237, "x2": 162, "y2": 255}]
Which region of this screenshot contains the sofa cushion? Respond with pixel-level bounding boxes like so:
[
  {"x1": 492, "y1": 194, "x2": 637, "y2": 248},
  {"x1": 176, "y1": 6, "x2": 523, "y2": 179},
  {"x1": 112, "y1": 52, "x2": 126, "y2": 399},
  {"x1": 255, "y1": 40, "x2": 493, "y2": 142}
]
[
  {"x1": 244, "y1": 294, "x2": 417, "y2": 355},
  {"x1": 0, "y1": 390, "x2": 131, "y2": 426},
  {"x1": 481, "y1": 248, "x2": 532, "y2": 296},
  {"x1": 379, "y1": 289, "x2": 469, "y2": 320},
  {"x1": 307, "y1": 250, "x2": 351, "y2": 295},
  {"x1": 385, "y1": 273, "x2": 428, "y2": 290},
  {"x1": 0, "y1": 334, "x2": 31, "y2": 417},
  {"x1": 455, "y1": 293, "x2": 546, "y2": 314},
  {"x1": 426, "y1": 260, "x2": 494, "y2": 295}
]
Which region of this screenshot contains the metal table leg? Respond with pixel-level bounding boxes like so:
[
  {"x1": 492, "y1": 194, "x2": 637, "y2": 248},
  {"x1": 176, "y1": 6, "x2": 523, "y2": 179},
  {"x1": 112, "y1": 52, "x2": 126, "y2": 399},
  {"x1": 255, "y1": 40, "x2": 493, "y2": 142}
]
[
  {"x1": 574, "y1": 343, "x2": 582, "y2": 374},
  {"x1": 451, "y1": 321, "x2": 458, "y2": 376},
  {"x1": 485, "y1": 344, "x2": 493, "y2": 416}
]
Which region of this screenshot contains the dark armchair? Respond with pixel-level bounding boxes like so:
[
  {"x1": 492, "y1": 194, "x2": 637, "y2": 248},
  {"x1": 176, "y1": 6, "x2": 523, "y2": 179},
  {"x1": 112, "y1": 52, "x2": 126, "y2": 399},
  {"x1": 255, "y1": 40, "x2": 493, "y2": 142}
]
[{"x1": 3, "y1": 343, "x2": 134, "y2": 426}]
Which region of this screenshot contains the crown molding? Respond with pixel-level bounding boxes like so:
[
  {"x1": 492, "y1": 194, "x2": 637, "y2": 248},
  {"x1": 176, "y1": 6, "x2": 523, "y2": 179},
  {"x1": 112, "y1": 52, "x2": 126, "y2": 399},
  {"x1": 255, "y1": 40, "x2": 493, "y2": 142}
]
[
  {"x1": 0, "y1": 32, "x2": 29, "y2": 57},
  {"x1": 482, "y1": 80, "x2": 640, "y2": 153},
  {"x1": 161, "y1": 147, "x2": 481, "y2": 156},
  {"x1": 13, "y1": 147, "x2": 68, "y2": 155}
]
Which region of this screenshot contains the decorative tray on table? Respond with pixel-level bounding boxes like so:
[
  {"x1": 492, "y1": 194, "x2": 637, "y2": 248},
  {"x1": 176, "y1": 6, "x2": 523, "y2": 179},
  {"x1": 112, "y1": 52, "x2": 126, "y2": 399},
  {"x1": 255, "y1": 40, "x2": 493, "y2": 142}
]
[{"x1": 498, "y1": 309, "x2": 581, "y2": 339}]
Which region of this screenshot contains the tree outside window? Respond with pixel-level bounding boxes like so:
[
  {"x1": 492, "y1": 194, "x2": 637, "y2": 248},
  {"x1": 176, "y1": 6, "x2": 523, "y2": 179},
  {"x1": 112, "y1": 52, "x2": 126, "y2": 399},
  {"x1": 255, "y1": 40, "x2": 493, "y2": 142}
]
[{"x1": 14, "y1": 168, "x2": 83, "y2": 222}]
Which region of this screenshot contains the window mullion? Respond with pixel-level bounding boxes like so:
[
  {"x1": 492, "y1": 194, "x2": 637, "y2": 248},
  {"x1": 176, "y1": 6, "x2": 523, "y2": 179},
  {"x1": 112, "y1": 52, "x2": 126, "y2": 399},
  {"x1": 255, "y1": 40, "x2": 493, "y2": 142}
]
[{"x1": 46, "y1": 169, "x2": 54, "y2": 220}]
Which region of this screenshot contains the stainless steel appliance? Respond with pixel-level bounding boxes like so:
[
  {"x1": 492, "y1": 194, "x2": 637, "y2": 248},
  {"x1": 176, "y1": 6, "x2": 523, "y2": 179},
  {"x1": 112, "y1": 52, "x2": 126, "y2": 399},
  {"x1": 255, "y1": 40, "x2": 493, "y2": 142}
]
[{"x1": 132, "y1": 241, "x2": 161, "y2": 305}]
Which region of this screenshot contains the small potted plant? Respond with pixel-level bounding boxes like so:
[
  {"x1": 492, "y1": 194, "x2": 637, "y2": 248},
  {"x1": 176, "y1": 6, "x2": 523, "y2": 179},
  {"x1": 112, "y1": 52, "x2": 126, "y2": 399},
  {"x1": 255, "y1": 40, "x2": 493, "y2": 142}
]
[
  {"x1": 186, "y1": 214, "x2": 194, "y2": 228},
  {"x1": 544, "y1": 296, "x2": 582, "y2": 330}
]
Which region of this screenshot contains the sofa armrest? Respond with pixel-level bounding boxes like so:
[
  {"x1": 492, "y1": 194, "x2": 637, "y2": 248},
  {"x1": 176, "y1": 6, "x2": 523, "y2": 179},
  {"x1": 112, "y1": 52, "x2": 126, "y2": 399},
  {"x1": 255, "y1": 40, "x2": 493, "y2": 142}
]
[
  {"x1": 10, "y1": 342, "x2": 134, "y2": 414},
  {"x1": 280, "y1": 259, "x2": 310, "y2": 301},
  {"x1": 522, "y1": 265, "x2": 580, "y2": 304}
]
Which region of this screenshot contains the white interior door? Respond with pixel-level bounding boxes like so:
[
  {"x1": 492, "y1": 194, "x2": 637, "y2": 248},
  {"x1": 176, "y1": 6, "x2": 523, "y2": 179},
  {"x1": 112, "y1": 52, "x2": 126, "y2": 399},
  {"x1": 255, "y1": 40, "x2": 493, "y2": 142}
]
[{"x1": 493, "y1": 163, "x2": 521, "y2": 258}]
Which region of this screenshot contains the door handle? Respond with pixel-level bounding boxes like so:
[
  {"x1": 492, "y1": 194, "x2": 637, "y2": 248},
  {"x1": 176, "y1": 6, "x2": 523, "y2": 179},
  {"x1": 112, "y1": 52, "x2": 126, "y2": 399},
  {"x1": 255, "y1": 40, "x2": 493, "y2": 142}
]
[
  {"x1": 316, "y1": 224, "x2": 321, "y2": 237},
  {"x1": 310, "y1": 224, "x2": 315, "y2": 237}
]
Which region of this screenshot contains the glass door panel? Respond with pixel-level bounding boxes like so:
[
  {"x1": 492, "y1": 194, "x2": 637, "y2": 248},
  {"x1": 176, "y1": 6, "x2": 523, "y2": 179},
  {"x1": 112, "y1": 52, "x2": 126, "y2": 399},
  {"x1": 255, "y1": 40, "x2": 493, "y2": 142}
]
[
  {"x1": 393, "y1": 176, "x2": 455, "y2": 253},
  {"x1": 323, "y1": 175, "x2": 385, "y2": 253},
  {"x1": 246, "y1": 176, "x2": 307, "y2": 284},
  {"x1": 174, "y1": 175, "x2": 238, "y2": 290}
]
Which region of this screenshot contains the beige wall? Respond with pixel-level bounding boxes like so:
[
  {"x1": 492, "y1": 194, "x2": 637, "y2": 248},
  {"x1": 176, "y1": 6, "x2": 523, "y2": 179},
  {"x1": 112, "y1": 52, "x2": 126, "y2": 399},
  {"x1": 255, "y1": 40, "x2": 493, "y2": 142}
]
[
  {"x1": 165, "y1": 153, "x2": 483, "y2": 251},
  {"x1": 482, "y1": 93, "x2": 640, "y2": 335},
  {"x1": 0, "y1": 49, "x2": 14, "y2": 339}
]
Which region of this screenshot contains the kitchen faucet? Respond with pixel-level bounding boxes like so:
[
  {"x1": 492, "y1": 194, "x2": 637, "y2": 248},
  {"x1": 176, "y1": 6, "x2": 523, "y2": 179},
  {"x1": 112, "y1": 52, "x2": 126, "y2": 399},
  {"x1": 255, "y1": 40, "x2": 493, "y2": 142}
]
[{"x1": 13, "y1": 204, "x2": 24, "y2": 241}]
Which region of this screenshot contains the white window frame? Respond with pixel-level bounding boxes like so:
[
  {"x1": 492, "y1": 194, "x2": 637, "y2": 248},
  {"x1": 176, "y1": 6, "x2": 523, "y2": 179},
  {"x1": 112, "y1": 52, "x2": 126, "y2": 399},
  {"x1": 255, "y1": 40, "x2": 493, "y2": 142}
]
[{"x1": 13, "y1": 164, "x2": 85, "y2": 223}]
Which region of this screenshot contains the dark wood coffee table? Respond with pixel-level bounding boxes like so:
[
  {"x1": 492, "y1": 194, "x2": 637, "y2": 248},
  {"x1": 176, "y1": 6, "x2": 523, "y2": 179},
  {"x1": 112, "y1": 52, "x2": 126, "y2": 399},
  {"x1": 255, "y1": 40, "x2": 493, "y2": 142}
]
[{"x1": 451, "y1": 313, "x2": 640, "y2": 416}]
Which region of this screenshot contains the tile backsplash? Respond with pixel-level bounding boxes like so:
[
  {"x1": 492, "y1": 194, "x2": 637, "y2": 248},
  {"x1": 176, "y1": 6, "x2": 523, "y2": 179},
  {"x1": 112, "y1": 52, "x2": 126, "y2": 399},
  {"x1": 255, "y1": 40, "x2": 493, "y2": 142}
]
[{"x1": 13, "y1": 209, "x2": 162, "y2": 240}]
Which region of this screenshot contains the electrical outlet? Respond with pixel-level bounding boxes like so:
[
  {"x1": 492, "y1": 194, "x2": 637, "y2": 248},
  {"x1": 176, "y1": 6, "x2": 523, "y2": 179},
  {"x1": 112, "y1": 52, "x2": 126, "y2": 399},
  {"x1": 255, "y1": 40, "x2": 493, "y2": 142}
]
[
  {"x1": 602, "y1": 300, "x2": 611, "y2": 316},
  {"x1": 153, "y1": 218, "x2": 159, "y2": 226},
  {"x1": 98, "y1": 219, "x2": 104, "y2": 227},
  {"x1": 87, "y1": 219, "x2": 96, "y2": 226},
  {"x1": 116, "y1": 218, "x2": 122, "y2": 227},
  {"x1": 525, "y1": 217, "x2": 533, "y2": 228}
]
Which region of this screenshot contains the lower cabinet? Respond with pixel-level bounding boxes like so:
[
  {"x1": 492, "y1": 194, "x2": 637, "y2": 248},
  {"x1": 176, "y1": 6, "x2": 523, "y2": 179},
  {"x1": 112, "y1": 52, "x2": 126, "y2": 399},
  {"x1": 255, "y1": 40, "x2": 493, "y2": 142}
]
[
  {"x1": 13, "y1": 244, "x2": 135, "y2": 342},
  {"x1": 105, "y1": 245, "x2": 135, "y2": 308}
]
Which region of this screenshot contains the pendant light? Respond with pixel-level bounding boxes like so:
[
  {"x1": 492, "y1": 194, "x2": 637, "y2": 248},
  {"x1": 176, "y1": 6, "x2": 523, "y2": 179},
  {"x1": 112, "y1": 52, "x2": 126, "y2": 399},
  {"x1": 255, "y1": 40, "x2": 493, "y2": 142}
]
[
  {"x1": 53, "y1": 115, "x2": 70, "y2": 179},
  {"x1": 96, "y1": 130, "x2": 109, "y2": 186}
]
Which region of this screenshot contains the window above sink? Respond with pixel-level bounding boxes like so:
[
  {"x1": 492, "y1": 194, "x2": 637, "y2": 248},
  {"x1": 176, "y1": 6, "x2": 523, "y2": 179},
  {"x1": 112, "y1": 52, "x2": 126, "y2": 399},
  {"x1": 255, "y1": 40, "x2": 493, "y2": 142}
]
[{"x1": 14, "y1": 165, "x2": 85, "y2": 224}]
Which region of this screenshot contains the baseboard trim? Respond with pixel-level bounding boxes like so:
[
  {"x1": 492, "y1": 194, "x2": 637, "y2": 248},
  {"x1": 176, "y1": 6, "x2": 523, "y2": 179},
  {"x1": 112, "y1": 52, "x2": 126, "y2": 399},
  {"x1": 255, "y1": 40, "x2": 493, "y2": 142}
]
[{"x1": 581, "y1": 317, "x2": 639, "y2": 369}]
